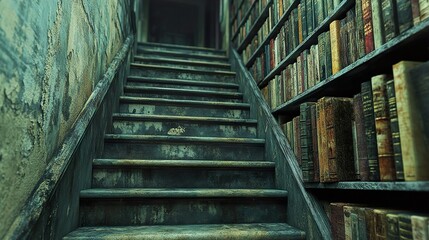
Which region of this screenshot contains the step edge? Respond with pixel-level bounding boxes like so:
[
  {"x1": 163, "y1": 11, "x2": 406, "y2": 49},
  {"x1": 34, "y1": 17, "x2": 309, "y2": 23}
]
[
  {"x1": 131, "y1": 63, "x2": 236, "y2": 75},
  {"x1": 80, "y1": 188, "x2": 289, "y2": 199},
  {"x1": 127, "y1": 76, "x2": 239, "y2": 88},
  {"x1": 112, "y1": 113, "x2": 257, "y2": 124},
  {"x1": 138, "y1": 42, "x2": 226, "y2": 53},
  {"x1": 104, "y1": 134, "x2": 265, "y2": 144},
  {"x1": 138, "y1": 49, "x2": 229, "y2": 59},
  {"x1": 119, "y1": 96, "x2": 251, "y2": 108},
  {"x1": 93, "y1": 159, "x2": 275, "y2": 168},
  {"x1": 134, "y1": 56, "x2": 231, "y2": 67},
  {"x1": 124, "y1": 85, "x2": 243, "y2": 97}
]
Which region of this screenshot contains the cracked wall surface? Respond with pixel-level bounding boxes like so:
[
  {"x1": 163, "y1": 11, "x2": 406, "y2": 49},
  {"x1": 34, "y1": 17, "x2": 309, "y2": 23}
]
[{"x1": 0, "y1": 0, "x2": 131, "y2": 237}]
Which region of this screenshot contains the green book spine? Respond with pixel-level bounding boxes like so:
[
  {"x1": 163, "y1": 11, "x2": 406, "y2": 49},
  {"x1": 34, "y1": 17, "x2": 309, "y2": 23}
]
[
  {"x1": 361, "y1": 81, "x2": 380, "y2": 181},
  {"x1": 396, "y1": 0, "x2": 414, "y2": 33},
  {"x1": 386, "y1": 79, "x2": 404, "y2": 180},
  {"x1": 310, "y1": 104, "x2": 320, "y2": 182},
  {"x1": 386, "y1": 213, "x2": 400, "y2": 240},
  {"x1": 302, "y1": 1, "x2": 308, "y2": 39},
  {"x1": 318, "y1": 33, "x2": 327, "y2": 81},
  {"x1": 381, "y1": 0, "x2": 399, "y2": 42},
  {"x1": 306, "y1": 0, "x2": 314, "y2": 34},
  {"x1": 371, "y1": 0, "x2": 385, "y2": 48},
  {"x1": 325, "y1": 31, "x2": 333, "y2": 77},
  {"x1": 300, "y1": 102, "x2": 316, "y2": 182},
  {"x1": 398, "y1": 214, "x2": 413, "y2": 240}
]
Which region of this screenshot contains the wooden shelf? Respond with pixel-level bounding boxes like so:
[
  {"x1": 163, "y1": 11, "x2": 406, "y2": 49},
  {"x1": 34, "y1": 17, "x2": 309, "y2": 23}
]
[
  {"x1": 231, "y1": 0, "x2": 259, "y2": 41},
  {"x1": 272, "y1": 19, "x2": 429, "y2": 117},
  {"x1": 257, "y1": 0, "x2": 355, "y2": 88},
  {"x1": 245, "y1": 0, "x2": 300, "y2": 68},
  {"x1": 304, "y1": 181, "x2": 429, "y2": 192},
  {"x1": 236, "y1": 1, "x2": 273, "y2": 52},
  {"x1": 230, "y1": 0, "x2": 246, "y2": 25}
]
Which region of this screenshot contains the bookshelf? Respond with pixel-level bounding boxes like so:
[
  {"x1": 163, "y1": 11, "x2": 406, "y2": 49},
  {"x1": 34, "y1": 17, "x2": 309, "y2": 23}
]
[
  {"x1": 230, "y1": 0, "x2": 429, "y2": 238},
  {"x1": 231, "y1": 0, "x2": 259, "y2": 41}
]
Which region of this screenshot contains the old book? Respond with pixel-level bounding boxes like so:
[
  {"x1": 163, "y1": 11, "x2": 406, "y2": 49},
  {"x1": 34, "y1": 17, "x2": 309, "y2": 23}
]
[
  {"x1": 330, "y1": 20, "x2": 342, "y2": 74},
  {"x1": 353, "y1": 94, "x2": 369, "y2": 180},
  {"x1": 362, "y1": 0, "x2": 375, "y2": 53},
  {"x1": 310, "y1": 104, "x2": 320, "y2": 182},
  {"x1": 316, "y1": 99, "x2": 327, "y2": 182},
  {"x1": 344, "y1": 205, "x2": 355, "y2": 240},
  {"x1": 317, "y1": 97, "x2": 355, "y2": 182},
  {"x1": 340, "y1": 17, "x2": 349, "y2": 68},
  {"x1": 411, "y1": 215, "x2": 429, "y2": 240},
  {"x1": 361, "y1": 81, "x2": 380, "y2": 181},
  {"x1": 325, "y1": 31, "x2": 333, "y2": 77},
  {"x1": 365, "y1": 208, "x2": 377, "y2": 239},
  {"x1": 302, "y1": 2, "x2": 308, "y2": 39},
  {"x1": 371, "y1": 0, "x2": 385, "y2": 48},
  {"x1": 344, "y1": 205, "x2": 368, "y2": 240},
  {"x1": 374, "y1": 209, "x2": 390, "y2": 240},
  {"x1": 398, "y1": 213, "x2": 413, "y2": 240},
  {"x1": 396, "y1": 0, "x2": 414, "y2": 33},
  {"x1": 306, "y1": 0, "x2": 314, "y2": 34},
  {"x1": 372, "y1": 75, "x2": 395, "y2": 181},
  {"x1": 411, "y1": 0, "x2": 421, "y2": 25},
  {"x1": 420, "y1": 0, "x2": 429, "y2": 20},
  {"x1": 293, "y1": 116, "x2": 301, "y2": 166},
  {"x1": 386, "y1": 212, "x2": 400, "y2": 239},
  {"x1": 300, "y1": 102, "x2": 316, "y2": 182},
  {"x1": 386, "y1": 79, "x2": 404, "y2": 180},
  {"x1": 393, "y1": 61, "x2": 429, "y2": 181},
  {"x1": 298, "y1": 4, "x2": 304, "y2": 43},
  {"x1": 355, "y1": 0, "x2": 367, "y2": 59},
  {"x1": 381, "y1": 0, "x2": 399, "y2": 42},
  {"x1": 318, "y1": 33, "x2": 327, "y2": 81},
  {"x1": 331, "y1": 203, "x2": 348, "y2": 240}
]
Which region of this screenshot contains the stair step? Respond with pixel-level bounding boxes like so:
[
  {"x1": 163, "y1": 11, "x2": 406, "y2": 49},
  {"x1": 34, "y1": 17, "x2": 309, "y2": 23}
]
[
  {"x1": 138, "y1": 42, "x2": 226, "y2": 56},
  {"x1": 112, "y1": 114, "x2": 257, "y2": 138},
  {"x1": 64, "y1": 223, "x2": 306, "y2": 240},
  {"x1": 124, "y1": 86, "x2": 243, "y2": 102},
  {"x1": 127, "y1": 76, "x2": 239, "y2": 92},
  {"x1": 119, "y1": 96, "x2": 250, "y2": 119},
  {"x1": 102, "y1": 134, "x2": 265, "y2": 160},
  {"x1": 79, "y1": 189, "x2": 287, "y2": 226},
  {"x1": 137, "y1": 49, "x2": 229, "y2": 62},
  {"x1": 130, "y1": 63, "x2": 236, "y2": 83},
  {"x1": 134, "y1": 56, "x2": 231, "y2": 71},
  {"x1": 92, "y1": 159, "x2": 275, "y2": 188}
]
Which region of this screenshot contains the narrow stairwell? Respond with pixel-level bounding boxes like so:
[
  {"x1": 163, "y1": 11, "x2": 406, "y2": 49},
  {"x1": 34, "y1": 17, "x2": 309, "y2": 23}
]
[{"x1": 64, "y1": 42, "x2": 306, "y2": 240}]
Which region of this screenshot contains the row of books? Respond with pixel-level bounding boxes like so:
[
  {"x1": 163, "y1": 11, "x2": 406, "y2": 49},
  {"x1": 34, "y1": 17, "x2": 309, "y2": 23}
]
[
  {"x1": 231, "y1": 0, "x2": 256, "y2": 37},
  {"x1": 330, "y1": 203, "x2": 429, "y2": 239},
  {"x1": 280, "y1": 60, "x2": 429, "y2": 182},
  {"x1": 246, "y1": 0, "x2": 429, "y2": 87},
  {"x1": 259, "y1": 34, "x2": 330, "y2": 110},
  {"x1": 232, "y1": 0, "x2": 270, "y2": 46}
]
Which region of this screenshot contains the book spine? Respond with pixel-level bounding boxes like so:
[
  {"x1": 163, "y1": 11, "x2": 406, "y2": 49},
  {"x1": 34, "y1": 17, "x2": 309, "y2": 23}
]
[
  {"x1": 365, "y1": 208, "x2": 377, "y2": 239},
  {"x1": 371, "y1": 0, "x2": 385, "y2": 48},
  {"x1": 386, "y1": 79, "x2": 404, "y2": 180},
  {"x1": 361, "y1": 81, "x2": 380, "y2": 181},
  {"x1": 325, "y1": 31, "x2": 333, "y2": 77},
  {"x1": 398, "y1": 214, "x2": 413, "y2": 240},
  {"x1": 300, "y1": 103, "x2": 311, "y2": 182},
  {"x1": 371, "y1": 75, "x2": 396, "y2": 181},
  {"x1": 325, "y1": 98, "x2": 338, "y2": 182},
  {"x1": 420, "y1": 0, "x2": 429, "y2": 21},
  {"x1": 330, "y1": 20, "x2": 342, "y2": 74},
  {"x1": 374, "y1": 209, "x2": 389, "y2": 239},
  {"x1": 330, "y1": 203, "x2": 346, "y2": 240},
  {"x1": 298, "y1": 4, "x2": 304, "y2": 43},
  {"x1": 317, "y1": 98, "x2": 327, "y2": 182},
  {"x1": 411, "y1": 215, "x2": 429, "y2": 240},
  {"x1": 396, "y1": 0, "x2": 414, "y2": 33},
  {"x1": 293, "y1": 116, "x2": 301, "y2": 166},
  {"x1": 357, "y1": 208, "x2": 368, "y2": 240},
  {"x1": 307, "y1": 0, "x2": 314, "y2": 34},
  {"x1": 354, "y1": 94, "x2": 369, "y2": 181},
  {"x1": 355, "y1": 0, "x2": 367, "y2": 59},
  {"x1": 302, "y1": 2, "x2": 308, "y2": 39},
  {"x1": 310, "y1": 104, "x2": 320, "y2": 182},
  {"x1": 381, "y1": 0, "x2": 399, "y2": 42},
  {"x1": 386, "y1": 213, "x2": 400, "y2": 239},
  {"x1": 362, "y1": 0, "x2": 375, "y2": 53},
  {"x1": 411, "y1": 0, "x2": 421, "y2": 25}
]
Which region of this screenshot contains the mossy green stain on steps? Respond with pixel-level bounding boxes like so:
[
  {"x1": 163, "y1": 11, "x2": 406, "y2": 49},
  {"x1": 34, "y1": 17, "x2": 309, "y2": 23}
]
[
  {"x1": 93, "y1": 159, "x2": 274, "y2": 168},
  {"x1": 124, "y1": 86, "x2": 243, "y2": 98},
  {"x1": 130, "y1": 63, "x2": 236, "y2": 75},
  {"x1": 127, "y1": 76, "x2": 239, "y2": 89}
]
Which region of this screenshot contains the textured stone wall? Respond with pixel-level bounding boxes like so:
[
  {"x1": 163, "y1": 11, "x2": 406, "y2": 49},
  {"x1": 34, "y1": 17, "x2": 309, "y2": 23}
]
[{"x1": 0, "y1": 0, "x2": 131, "y2": 237}]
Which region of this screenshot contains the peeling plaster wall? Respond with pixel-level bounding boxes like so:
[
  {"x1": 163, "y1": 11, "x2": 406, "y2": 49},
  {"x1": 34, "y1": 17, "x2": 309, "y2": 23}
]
[{"x1": 0, "y1": 0, "x2": 131, "y2": 237}]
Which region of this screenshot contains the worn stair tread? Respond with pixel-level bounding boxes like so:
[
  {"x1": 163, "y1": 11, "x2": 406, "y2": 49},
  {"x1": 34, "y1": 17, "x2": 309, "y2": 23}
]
[
  {"x1": 134, "y1": 56, "x2": 231, "y2": 67},
  {"x1": 138, "y1": 49, "x2": 229, "y2": 60},
  {"x1": 64, "y1": 223, "x2": 305, "y2": 240},
  {"x1": 80, "y1": 188, "x2": 288, "y2": 198},
  {"x1": 104, "y1": 134, "x2": 265, "y2": 144},
  {"x1": 127, "y1": 76, "x2": 239, "y2": 88},
  {"x1": 120, "y1": 96, "x2": 251, "y2": 108},
  {"x1": 124, "y1": 86, "x2": 243, "y2": 98},
  {"x1": 112, "y1": 113, "x2": 257, "y2": 125},
  {"x1": 131, "y1": 63, "x2": 236, "y2": 75},
  {"x1": 93, "y1": 159, "x2": 274, "y2": 168},
  {"x1": 138, "y1": 41, "x2": 227, "y2": 53}
]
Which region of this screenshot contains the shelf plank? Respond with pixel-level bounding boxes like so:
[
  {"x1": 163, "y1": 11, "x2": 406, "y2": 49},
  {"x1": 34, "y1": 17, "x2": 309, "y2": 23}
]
[
  {"x1": 231, "y1": 0, "x2": 259, "y2": 41},
  {"x1": 272, "y1": 18, "x2": 429, "y2": 116},
  {"x1": 236, "y1": 1, "x2": 273, "y2": 52},
  {"x1": 258, "y1": 0, "x2": 355, "y2": 88},
  {"x1": 245, "y1": 0, "x2": 300, "y2": 68},
  {"x1": 230, "y1": 0, "x2": 246, "y2": 25},
  {"x1": 304, "y1": 181, "x2": 429, "y2": 192}
]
